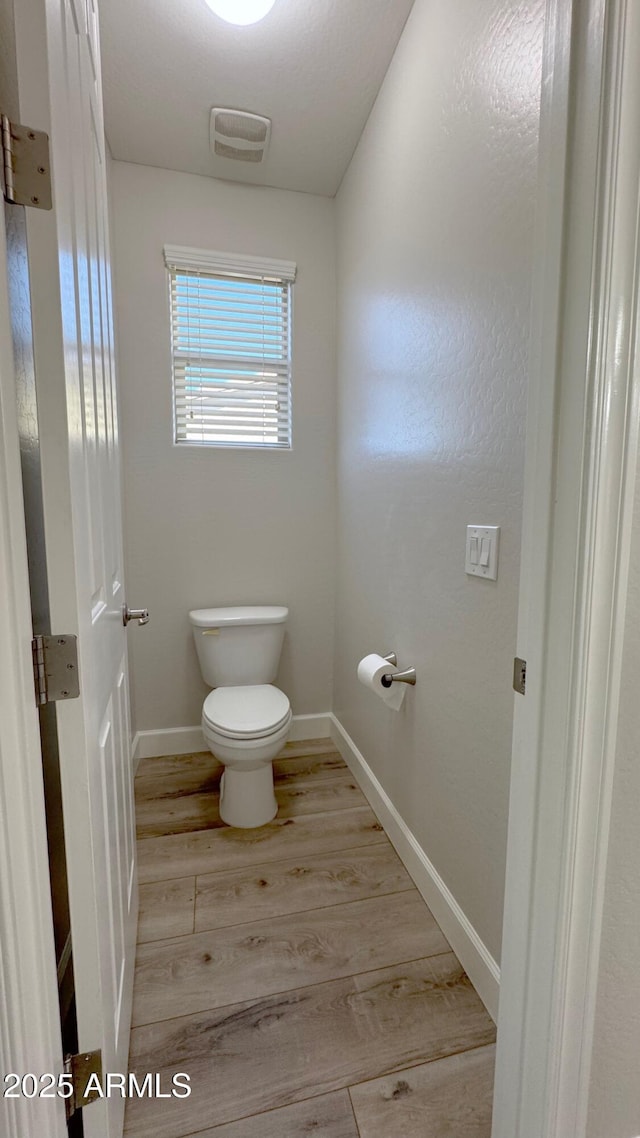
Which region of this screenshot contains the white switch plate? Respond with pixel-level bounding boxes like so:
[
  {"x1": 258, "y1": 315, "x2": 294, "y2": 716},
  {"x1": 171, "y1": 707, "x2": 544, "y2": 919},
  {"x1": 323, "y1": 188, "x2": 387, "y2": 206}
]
[{"x1": 466, "y1": 525, "x2": 500, "y2": 580}]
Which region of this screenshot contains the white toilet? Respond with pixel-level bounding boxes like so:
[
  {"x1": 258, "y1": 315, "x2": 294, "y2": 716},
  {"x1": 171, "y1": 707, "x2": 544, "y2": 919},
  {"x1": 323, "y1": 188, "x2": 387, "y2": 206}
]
[{"x1": 189, "y1": 605, "x2": 291, "y2": 828}]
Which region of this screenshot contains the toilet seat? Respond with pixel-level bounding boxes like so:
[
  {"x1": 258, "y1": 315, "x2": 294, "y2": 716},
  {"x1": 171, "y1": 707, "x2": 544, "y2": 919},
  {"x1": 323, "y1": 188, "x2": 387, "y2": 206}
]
[{"x1": 203, "y1": 684, "x2": 291, "y2": 740}]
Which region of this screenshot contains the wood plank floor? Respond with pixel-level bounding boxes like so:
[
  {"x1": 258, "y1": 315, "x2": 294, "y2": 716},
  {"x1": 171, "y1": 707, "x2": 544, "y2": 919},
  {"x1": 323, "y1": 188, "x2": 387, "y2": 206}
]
[{"x1": 126, "y1": 741, "x2": 496, "y2": 1137}]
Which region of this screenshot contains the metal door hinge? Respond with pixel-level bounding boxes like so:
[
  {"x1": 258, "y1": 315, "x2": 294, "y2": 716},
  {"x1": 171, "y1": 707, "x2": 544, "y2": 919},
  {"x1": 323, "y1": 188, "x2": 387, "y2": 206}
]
[
  {"x1": 32, "y1": 634, "x2": 80, "y2": 706},
  {"x1": 2, "y1": 113, "x2": 52, "y2": 209},
  {"x1": 64, "y1": 1050, "x2": 103, "y2": 1120},
  {"x1": 513, "y1": 657, "x2": 527, "y2": 695}
]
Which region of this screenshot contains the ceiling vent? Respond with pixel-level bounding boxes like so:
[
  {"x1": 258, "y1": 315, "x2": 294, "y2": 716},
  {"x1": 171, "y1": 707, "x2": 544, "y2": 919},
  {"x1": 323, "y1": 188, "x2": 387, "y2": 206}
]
[{"x1": 210, "y1": 108, "x2": 272, "y2": 165}]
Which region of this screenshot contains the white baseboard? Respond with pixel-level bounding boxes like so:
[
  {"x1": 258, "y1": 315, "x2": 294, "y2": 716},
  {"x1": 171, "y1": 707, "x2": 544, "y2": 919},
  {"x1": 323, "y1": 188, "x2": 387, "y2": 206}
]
[
  {"x1": 132, "y1": 726, "x2": 204, "y2": 767},
  {"x1": 329, "y1": 714, "x2": 500, "y2": 1022},
  {"x1": 287, "y1": 713, "x2": 332, "y2": 741},
  {"x1": 132, "y1": 713, "x2": 332, "y2": 770}
]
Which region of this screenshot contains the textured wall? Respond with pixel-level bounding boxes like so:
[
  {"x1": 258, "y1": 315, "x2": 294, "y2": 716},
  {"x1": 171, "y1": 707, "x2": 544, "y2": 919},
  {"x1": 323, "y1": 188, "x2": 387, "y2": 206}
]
[
  {"x1": 334, "y1": 0, "x2": 544, "y2": 962},
  {"x1": 587, "y1": 470, "x2": 640, "y2": 1137},
  {"x1": 111, "y1": 162, "x2": 336, "y2": 731}
]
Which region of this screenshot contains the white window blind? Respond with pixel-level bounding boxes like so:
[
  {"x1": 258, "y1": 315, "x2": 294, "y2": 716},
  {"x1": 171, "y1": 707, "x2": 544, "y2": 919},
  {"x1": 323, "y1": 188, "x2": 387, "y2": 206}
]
[{"x1": 164, "y1": 245, "x2": 296, "y2": 449}]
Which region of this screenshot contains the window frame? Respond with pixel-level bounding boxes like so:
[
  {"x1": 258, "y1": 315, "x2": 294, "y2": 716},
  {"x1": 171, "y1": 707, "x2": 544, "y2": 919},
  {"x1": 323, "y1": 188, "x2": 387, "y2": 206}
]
[{"x1": 164, "y1": 245, "x2": 296, "y2": 451}]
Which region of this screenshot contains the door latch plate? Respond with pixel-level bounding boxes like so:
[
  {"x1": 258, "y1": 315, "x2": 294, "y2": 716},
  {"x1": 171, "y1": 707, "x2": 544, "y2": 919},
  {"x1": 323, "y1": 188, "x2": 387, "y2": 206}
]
[{"x1": 513, "y1": 657, "x2": 527, "y2": 695}]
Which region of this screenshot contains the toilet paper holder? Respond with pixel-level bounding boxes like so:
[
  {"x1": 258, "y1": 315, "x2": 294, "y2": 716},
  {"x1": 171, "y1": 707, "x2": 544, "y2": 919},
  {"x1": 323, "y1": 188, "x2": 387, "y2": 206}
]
[{"x1": 381, "y1": 652, "x2": 417, "y2": 687}]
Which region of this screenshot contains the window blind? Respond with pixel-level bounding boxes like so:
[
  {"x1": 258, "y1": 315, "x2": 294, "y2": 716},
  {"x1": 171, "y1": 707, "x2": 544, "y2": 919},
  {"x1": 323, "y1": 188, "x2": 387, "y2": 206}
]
[{"x1": 164, "y1": 246, "x2": 295, "y2": 449}]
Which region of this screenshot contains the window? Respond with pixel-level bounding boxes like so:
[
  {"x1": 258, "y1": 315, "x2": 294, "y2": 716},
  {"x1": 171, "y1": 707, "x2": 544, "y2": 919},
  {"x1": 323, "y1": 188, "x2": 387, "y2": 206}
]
[{"x1": 164, "y1": 245, "x2": 295, "y2": 448}]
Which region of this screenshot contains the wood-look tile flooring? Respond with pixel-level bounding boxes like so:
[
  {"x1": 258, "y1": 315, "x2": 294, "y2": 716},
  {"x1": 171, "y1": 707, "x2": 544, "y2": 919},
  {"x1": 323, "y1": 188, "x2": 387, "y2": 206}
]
[{"x1": 126, "y1": 740, "x2": 496, "y2": 1138}]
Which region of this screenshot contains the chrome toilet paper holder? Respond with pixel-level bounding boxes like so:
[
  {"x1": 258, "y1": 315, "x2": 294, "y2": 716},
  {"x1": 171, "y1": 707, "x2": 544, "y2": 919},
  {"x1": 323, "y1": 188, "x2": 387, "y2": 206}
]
[{"x1": 382, "y1": 652, "x2": 417, "y2": 686}]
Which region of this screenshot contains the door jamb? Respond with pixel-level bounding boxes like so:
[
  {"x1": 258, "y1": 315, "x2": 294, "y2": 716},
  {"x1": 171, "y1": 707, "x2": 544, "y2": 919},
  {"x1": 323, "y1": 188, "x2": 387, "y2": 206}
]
[
  {"x1": 493, "y1": 0, "x2": 640, "y2": 1134},
  {"x1": 0, "y1": 208, "x2": 67, "y2": 1137}
]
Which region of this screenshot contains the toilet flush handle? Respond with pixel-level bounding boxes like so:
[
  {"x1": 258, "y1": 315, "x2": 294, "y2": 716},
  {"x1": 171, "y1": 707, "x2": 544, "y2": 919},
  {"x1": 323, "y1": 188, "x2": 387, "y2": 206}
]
[{"x1": 122, "y1": 605, "x2": 150, "y2": 627}]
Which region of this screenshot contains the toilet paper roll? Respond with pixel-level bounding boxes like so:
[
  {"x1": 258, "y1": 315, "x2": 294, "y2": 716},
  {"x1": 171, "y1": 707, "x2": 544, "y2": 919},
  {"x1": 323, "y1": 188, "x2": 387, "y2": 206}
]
[{"x1": 357, "y1": 653, "x2": 407, "y2": 711}]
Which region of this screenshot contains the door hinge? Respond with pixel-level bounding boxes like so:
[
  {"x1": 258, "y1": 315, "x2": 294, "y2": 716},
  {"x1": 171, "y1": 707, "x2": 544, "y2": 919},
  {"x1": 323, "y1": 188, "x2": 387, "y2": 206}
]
[
  {"x1": 64, "y1": 1050, "x2": 103, "y2": 1120},
  {"x1": 513, "y1": 656, "x2": 527, "y2": 695},
  {"x1": 1, "y1": 113, "x2": 52, "y2": 209},
  {"x1": 32, "y1": 634, "x2": 80, "y2": 706}
]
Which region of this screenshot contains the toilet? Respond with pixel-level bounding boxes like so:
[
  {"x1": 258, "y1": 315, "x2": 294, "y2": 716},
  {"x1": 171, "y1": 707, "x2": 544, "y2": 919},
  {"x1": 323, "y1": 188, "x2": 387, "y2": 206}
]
[{"x1": 189, "y1": 605, "x2": 291, "y2": 828}]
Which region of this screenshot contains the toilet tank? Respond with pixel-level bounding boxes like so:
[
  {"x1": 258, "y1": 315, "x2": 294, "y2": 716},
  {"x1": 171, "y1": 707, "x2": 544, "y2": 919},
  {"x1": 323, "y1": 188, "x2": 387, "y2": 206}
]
[{"x1": 189, "y1": 605, "x2": 288, "y2": 687}]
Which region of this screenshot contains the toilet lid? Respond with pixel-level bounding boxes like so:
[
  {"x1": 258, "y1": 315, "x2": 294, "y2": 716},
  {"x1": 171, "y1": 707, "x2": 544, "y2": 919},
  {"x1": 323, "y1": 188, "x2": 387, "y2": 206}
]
[{"x1": 203, "y1": 685, "x2": 291, "y2": 740}]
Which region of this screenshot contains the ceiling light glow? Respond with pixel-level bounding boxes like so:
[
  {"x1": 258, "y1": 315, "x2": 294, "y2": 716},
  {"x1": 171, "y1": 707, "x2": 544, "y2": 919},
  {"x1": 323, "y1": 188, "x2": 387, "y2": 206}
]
[{"x1": 205, "y1": 0, "x2": 277, "y2": 25}]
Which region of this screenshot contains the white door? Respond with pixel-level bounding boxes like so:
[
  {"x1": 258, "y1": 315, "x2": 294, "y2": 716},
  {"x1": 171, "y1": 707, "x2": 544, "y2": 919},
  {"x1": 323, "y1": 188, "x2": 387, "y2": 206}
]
[{"x1": 14, "y1": 0, "x2": 138, "y2": 1135}]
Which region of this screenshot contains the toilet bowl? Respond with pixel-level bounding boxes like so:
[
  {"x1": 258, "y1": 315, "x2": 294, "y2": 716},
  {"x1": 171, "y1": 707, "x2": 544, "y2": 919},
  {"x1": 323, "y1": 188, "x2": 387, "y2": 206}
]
[
  {"x1": 189, "y1": 606, "x2": 291, "y2": 828},
  {"x1": 202, "y1": 684, "x2": 292, "y2": 827}
]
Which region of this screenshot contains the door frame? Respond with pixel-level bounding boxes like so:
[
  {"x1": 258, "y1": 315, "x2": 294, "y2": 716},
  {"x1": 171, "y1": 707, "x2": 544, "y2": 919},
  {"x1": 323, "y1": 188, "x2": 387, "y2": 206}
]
[
  {"x1": 493, "y1": 0, "x2": 640, "y2": 1134},
  {"x1": 0, "y1": 205, "x2": 67, "y2": 1137}
]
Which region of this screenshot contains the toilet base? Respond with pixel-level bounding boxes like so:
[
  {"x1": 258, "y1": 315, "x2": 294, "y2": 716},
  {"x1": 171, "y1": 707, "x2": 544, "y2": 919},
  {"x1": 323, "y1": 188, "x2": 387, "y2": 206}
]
[{"x1": 219, "y1": 763, "x2": 278, "y2": 828}]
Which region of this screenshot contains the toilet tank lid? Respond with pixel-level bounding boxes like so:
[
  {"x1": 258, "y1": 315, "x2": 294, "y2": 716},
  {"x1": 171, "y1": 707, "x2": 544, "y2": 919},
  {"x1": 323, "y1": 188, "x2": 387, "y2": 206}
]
[{"x1": 189, "y1": 605, "x2": 288, "y2": 628}]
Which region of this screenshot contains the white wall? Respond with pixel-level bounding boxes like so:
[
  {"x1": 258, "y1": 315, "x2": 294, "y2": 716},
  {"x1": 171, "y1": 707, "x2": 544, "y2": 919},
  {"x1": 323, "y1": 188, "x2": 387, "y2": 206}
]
[
  {"x1": 333, "y1": 0, "x2": 544, "y2": 963},
  {"x1": 111, "y1": 162, "x2": 336, "y2": 732},
  {"x1": 587, "y1": 471, "x2": 640, "y2": 1137}
]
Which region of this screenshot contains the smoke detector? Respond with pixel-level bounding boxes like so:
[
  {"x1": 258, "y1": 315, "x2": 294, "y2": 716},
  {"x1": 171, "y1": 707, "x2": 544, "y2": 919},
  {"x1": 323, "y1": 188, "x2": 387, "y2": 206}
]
[{"x1": 210, "y1": 108, "x2": 272, "y2": 167}]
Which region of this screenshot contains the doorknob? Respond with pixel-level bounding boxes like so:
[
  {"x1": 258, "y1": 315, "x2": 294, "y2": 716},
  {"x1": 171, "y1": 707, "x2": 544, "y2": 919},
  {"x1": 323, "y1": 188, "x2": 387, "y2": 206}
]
[{"x1": 122, "y1": 605, "x2": 150, "y2": 627}]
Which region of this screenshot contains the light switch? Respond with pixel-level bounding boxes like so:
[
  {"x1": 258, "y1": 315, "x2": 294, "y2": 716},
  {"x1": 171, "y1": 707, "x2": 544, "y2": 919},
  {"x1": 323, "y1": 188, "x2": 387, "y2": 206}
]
[{"x1": 466, "y1": 525, "x2": 500, "y2": 580}]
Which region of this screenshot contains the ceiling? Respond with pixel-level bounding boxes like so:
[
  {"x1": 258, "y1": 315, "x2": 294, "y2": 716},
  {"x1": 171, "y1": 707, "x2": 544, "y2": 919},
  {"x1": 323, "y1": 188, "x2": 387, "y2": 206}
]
[{"x1": 99, "y1": 0, "x2": 415, "y2": 198}]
